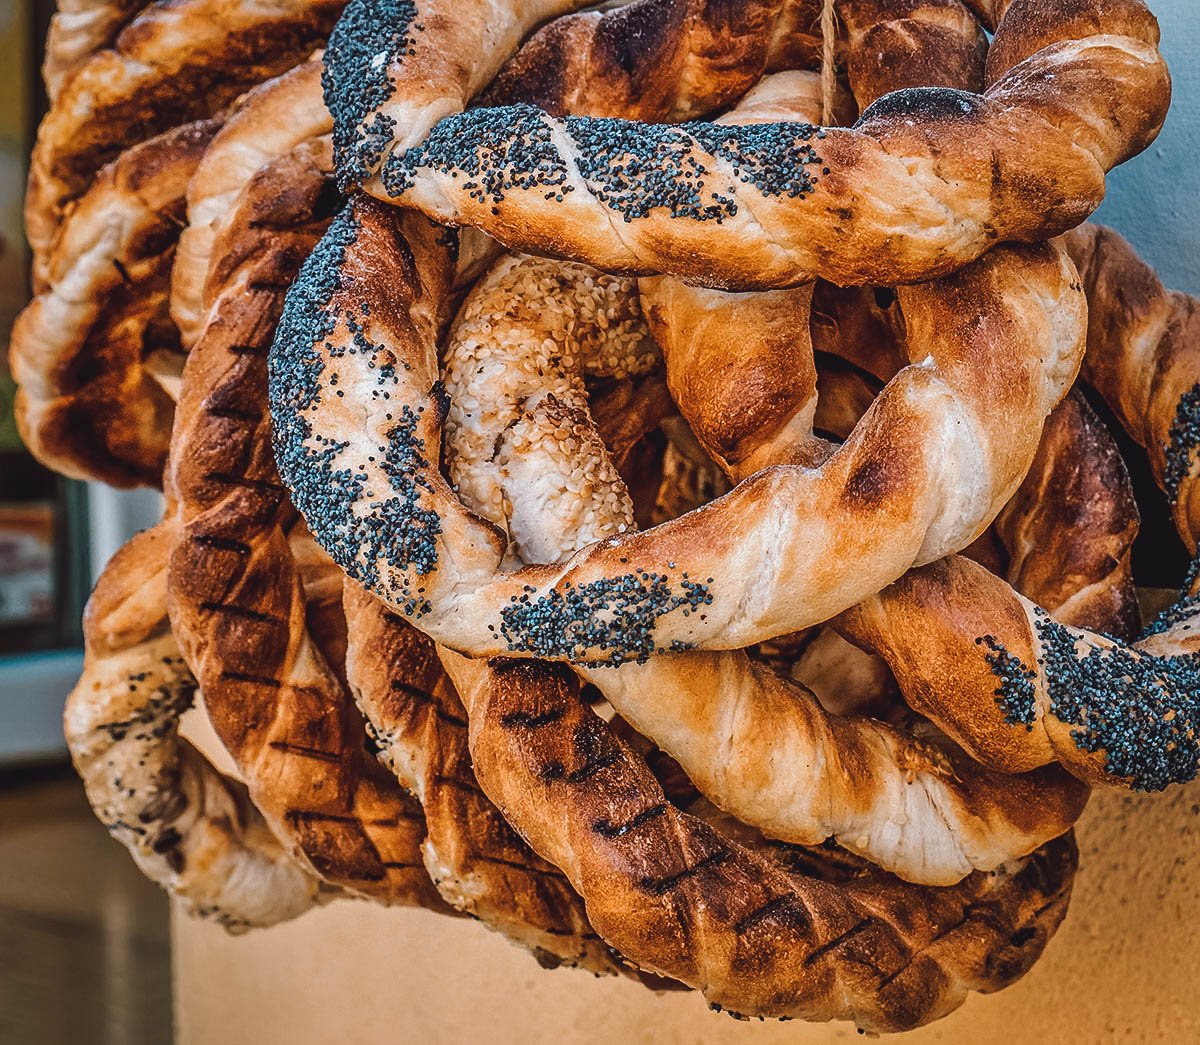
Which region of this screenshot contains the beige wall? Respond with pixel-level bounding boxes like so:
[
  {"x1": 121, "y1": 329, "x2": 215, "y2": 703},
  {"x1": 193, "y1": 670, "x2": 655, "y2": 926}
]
[{"x1": 174, "y1": 773, "x2": 1200, "y2": 1044}]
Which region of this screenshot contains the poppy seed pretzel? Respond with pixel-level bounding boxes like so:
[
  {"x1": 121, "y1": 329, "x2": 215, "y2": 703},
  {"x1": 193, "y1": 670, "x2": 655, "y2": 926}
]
[
  {"x1": 369, "y1": 0, "x2": 1168, "y2": 289},
  {"x1": 837, "y1": 225, "x2": 1200, "y2": 792},
  {"x1": 268, "y1": 187, "x2": 1084, "y2": 670},
  {"x1": 163, "y1": 140, "x2": 445, "y2": 907},
  {"x1": 26, "y1": 0, "x2": 345, "y2": 271},
  {"x1": 10, "y1": 118, "x2": 220, "y2": 487},
  {"x1": 330, "y1": 0, "x2": 987, "y2": 190},
  {"x1": 65, "y1": 521, "x2": 328, "y2": 931}
]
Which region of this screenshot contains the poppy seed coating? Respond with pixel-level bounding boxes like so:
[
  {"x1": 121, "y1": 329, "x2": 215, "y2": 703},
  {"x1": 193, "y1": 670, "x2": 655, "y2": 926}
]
[
  {"x1": 1035, "y1": 612, "x2": 1200, "y2": 792},
  {"x1": 496, "y1": 574, "x2": 712, "y2": 666},
  {"x1": 976, "y1": 635, "x2": 1038, "y2": 730},
  {"x1": 380, "y1": 104, "x2": 824, "y2": 224},
  {"x1": 1164, "y1": 382, "x2": 1200, "y2": 507},
  {"x1": 268, "y1": 204, "x2": 445, "y2": 617},
  {"x1": 324, "y1": 0, "x2": 420, "y2": 187}
]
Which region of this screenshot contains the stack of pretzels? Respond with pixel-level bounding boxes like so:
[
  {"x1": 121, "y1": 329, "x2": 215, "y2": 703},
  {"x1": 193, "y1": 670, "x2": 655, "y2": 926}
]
[{"x1": 12, "y1": 0, "x2": 1200, "y2": 1032}]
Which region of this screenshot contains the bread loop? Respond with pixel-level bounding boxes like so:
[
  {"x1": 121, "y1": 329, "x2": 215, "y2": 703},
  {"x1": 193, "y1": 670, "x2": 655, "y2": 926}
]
[
  {"x1": 66, "y1": 522, "x2": 327, "y2": 931},
  {"x1": 10, "y1": 119, "x2": 220, "y2": 487},
  {"x1": 269, "y1": 187, "x2": 1084, "y2": 668},
  {"x1": 341, "y1": 0, "x2": 1168, "y2": 288},
  {"x1": 838, "y1": 225, "x2": 1200, "y2": 792},
  {"x1": 163, "y1": 139, "x2": 445, "y2": 907}
]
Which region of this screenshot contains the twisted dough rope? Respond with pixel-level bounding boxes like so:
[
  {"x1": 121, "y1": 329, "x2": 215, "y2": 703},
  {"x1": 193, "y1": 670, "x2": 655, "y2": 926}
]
[
  {"x1": 10, "y1": 119, "x2": 220, "y2": 487},
  {"x1": 342, "y1": 583, "x2": 652, "y2": 977},
  {"x1": 42, "y1": 0, "x2": 143, "y2": 101},
  {"x1": 330, "y1": 0, "x2": 987, "y2": 190},
  {"x1": 269, "y1": 183, "x2": 1085, "y2": 668},
  {"x1": 163, "y1": 139, "x2": 444, "y2": 907},
  {"x1": 352, "y1": 0, "x2": 1168, "y2": 288},
  {"x1": 171, "y1": 59, "x2": 334, "y2": 348},
  {"x1": 25, "y1": 0, "x2": 344, "y2": 272},
  {"x1": 438, "y1": 650, "x2": 1077, "y2": 1030},
  {"x1": 838, "y1": 225, "x2": 1200, "y2": 792},
  {"x1": 65, "y1": 521, "x2": 327, "y2": 931}
]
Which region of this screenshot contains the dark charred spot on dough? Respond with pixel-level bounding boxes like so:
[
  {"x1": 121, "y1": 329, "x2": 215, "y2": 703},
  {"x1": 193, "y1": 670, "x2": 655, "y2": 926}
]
[
  {"x1": 284, "y1": 809, "x2": 388, "y2": 882},
  {"x1": 1035, "y1": 610, "x2": 1200, "y2": 791},
  {"x1": 324, "y1": 0, "x2": 419, "y2": 187},
  {"x1": 496, "y1": 572, "x2": 712, "y2": 665},
  {"x1": 1164, "y1": 382, "x2": 1200, "y2": 507},
  {"x1": 857, "y1": 86, "x2": 986, "y2": 128},
  {"x1": 976, "y1": 634, "x2": 1038, "y2": 730},
  {"x1": 592, "y1": 0, "x2": 681, "y2": 81},
  {"x1": 841, "y1": 455, "x2": 898, "y2": 509}
]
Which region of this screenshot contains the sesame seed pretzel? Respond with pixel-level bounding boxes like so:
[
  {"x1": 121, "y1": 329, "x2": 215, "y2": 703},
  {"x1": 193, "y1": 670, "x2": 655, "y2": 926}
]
[
  {"x1": 163, "y1": 138, "x2": 446, "y2": 907},
  {"x1": 348, "y1": 0, "x2": 1168, "y2": 289},
  {"x1": 839, "y1": 224, "x2": 1200, "y2": 792},
  {"x1": 65, "y1": 519, "x2": 328, "y2": 931},
  {"x1": 10, "y1": 119, "x2": 220, "y2": 487},
  {"x1": 26, "y1": 0, "x2": 345, "y2": 273}
]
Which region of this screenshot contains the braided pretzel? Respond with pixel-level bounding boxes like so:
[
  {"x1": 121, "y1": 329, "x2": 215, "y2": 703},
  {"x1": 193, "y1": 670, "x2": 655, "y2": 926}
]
[
  {"x1": 838, "y1": 225, "x2": 1200, "y2": 792},
  {"x1": 171, "y1": 60, "x2": 334, "y2": 348},
  {"x1": 25, "y1": 0, "x2": 343, "y2": 269},
  {"x1": 353, "y1": 0, "x2": 1167, "y2": 288},
  {"x1": 10, "y1": 119, "x2": 219, "y2": 487},
  {"x1": 269, "y1": 175, "x2": 1085, "y2": 670},
  {"x1": 164, "y1": 140, "x2": 444, "y2": 906},
  {"x1": 65, "y1": 521, "x2": 326, "y2": 930}
]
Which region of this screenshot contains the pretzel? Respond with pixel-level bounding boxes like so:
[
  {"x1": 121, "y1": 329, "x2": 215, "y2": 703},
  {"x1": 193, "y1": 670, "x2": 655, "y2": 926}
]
[
  {"x1": 269, "y1": 181, "x2": 1085, "y2": 667},
  {"x1": 439, "y1": 647, "x2": 1076, "y2": 1029},
  {"x1": 25, "y1": 0, "x2": 344, "y2": 270},
  {"x1": 10, "y1": 119, "x2": 219, "y2": 487},
  {"x1": 163, "y1": 138, "x2": 444, "y2": 907},
  {"x1": 171, "y1": 60, "x2": 334, "y2": 348},
  {"x1": 330, "y1": 0, "x2": 989, "y2": 190},
  {"x1": 42, "y1": 0, "x2": 143, "y2": 100},
  {"x1": 342, "y1": 583, "x2": 645, "y2": 976},
  {"x1": 355, "y1": 0, "x2": 1167, "y2": 289},
  {"x1": 837, "y1": 225, "x2": 1200, "y2": 792},
  {"x1": 65, "y1": 521, "x2": 327, "y2": 930}
]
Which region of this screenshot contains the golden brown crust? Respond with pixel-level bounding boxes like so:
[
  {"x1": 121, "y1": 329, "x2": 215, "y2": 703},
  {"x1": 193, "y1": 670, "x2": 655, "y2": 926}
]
[
  {"x1": 441, "y1": 650, "x2": 1077, "y2": 1031},
  {"x1": 164, "y1": 142, "x2": 442, "y2": 907},
  {"x1": 26, "y1": 0, "x2": 343, "y2": 268},
  {"x1": 171, "y1": 60, "x2": 333, "y2": 348},
  {"x1": 11, "y1": 119, "x2": 220, "y2": 487},
  {"x1": 66, "y1": 521, "x2": 327, "y2": 930},
  {"x1": 342, "y1": 582, "x2": 636, "y2": 975},
  {"x1": 42, "y1": 0, "x2": 144, "y2": 100}
]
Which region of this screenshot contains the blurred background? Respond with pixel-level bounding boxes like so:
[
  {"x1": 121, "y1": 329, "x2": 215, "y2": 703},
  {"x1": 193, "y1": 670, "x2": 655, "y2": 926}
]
[
  {"x1": 1, "y1": 4, "x2": 170, "y2": 1044},
  {"x1": 0, "y1": 1, "x2": 1196, "y2": 1044}
]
